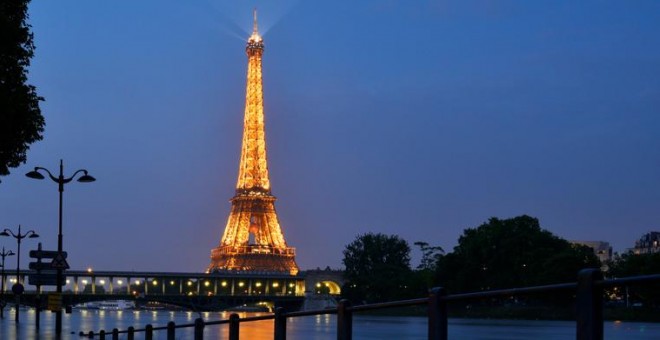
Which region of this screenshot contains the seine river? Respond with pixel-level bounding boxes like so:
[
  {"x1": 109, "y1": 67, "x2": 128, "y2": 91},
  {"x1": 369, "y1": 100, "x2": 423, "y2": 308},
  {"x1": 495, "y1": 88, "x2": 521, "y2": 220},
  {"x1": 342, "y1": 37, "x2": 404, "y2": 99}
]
[{"x1": 1, "y1": 308, "x2": 660, "y2": 339}]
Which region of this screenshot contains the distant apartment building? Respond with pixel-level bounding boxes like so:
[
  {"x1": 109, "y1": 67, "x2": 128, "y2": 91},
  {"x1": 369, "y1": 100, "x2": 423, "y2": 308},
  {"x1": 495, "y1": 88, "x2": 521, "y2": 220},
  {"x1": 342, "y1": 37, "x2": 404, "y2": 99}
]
[
  {"x1": 632, "y1": 232, "x2": 660, "y2": 255},
  {"x1": 570, "y1": 240, "x2": 613, "y2": 264}
]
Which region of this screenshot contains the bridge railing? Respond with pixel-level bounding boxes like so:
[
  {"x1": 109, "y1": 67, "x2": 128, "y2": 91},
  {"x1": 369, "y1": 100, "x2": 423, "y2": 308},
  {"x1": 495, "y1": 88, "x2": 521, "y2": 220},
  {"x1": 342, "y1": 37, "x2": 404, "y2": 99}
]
[{"x1": 81, "y1": 269, "x2": 660, "y2": 340}]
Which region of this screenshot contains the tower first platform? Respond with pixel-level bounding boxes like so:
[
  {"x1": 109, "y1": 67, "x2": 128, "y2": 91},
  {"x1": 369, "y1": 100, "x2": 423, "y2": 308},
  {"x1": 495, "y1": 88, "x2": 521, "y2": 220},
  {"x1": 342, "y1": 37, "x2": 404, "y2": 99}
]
[{"x1": 208, "y1": 11, "x2": 299, "y2": 275}]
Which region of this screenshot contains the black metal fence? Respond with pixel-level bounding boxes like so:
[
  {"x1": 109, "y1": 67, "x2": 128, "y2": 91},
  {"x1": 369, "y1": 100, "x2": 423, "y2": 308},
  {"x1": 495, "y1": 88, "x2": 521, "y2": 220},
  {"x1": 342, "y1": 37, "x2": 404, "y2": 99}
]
[{"x1": 81, "y1": 269, "x2": 660, "y2": 340}]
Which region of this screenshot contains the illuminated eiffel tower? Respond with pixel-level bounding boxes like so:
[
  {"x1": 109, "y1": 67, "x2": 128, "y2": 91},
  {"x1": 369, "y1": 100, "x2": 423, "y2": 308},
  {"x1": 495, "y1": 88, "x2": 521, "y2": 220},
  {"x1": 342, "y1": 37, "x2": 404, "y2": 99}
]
[{"x1": 208, "y1": 10, "x2": 299, "y2": 275}]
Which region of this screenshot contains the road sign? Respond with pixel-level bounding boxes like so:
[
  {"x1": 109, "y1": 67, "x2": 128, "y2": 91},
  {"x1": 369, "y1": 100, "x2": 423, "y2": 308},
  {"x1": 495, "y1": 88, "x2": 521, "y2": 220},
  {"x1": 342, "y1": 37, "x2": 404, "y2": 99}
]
[
  {"x1": 29, "y1": 250, "x2": 67, "y2": 259},
  {"x1": 29, "y1": 262, "x2": 55, "y2": 271},
  {"x1": 48, "y1": 293, "x2": 62, "y2": 311},
  {"x1": 51, "y1": 253, "x2": 70, "y2": 270},
  {"x1": 28, "y1": 274, "x2": 65, "y2": 286}
]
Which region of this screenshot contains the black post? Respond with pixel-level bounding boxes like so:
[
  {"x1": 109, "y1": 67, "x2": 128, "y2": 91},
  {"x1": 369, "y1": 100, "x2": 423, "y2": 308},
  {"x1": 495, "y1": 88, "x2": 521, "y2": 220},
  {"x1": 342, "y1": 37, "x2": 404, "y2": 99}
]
[
  {"x1": 274, "y1": 307, "x2": 286, "y2": 340},
  {"x1": 14, "y1": 225, "x2": 22, "y2": 323},
  {"x1": 112, "y1": 328, "x2": 119, "y2": 340},
  {"x1": 337, "y1": 299, "x2": 352, "y2": 340},
  {"x1": 229, "y1": 313, "x2": 240, "y2": 340},
  {"x1": 576, "y1": 268, "x2": 603, "y2": 340},
  {"x1": 99, "y1": 330, "x2": 105, "y2": 340},
  {"x1": 428, "y1": 287, "x2": 448, "y2": 340},
  {"x1": 0, "y1": 247, "x2": 13, "y2": 319},
  {"x1": 35, "y1": 294, "x2": 41, "y2": 330},
  {"x1": 145, "y1": 324, "x2": 153, "y2": 340},
  {"x1": 194, "y1": 317, "x2": 205, "y2": 340},
  {"x1": 55, "y1": 159, "x2": 64, "y2": 337},
  {"x1": 167, "y1": 321, "x2": 176, "y2": 340},
  {"x1": 127, "y1": 326, "x2": 134, "y2": 340},
  {"x1": 35, "y1": 243, "x2": 42, "y2": 331}
]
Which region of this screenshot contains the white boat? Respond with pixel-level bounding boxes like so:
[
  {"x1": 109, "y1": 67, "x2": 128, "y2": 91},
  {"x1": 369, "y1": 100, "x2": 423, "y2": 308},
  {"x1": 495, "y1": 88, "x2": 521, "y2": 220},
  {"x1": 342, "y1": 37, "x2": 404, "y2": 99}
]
[{"x1": 97, "y1": 300, "x2": 135, "y2": 310}]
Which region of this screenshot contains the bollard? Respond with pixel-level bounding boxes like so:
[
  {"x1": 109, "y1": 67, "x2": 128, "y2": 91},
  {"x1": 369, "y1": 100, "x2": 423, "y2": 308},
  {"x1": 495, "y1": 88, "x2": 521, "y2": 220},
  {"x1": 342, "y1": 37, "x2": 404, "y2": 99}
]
[
  {"x1": 229, "y1": 313, "x2": 240, "y2": 340},
  {"x1": 274, "y1": 307, "x2": 287, "y2": 340},
  {"x1": 428, "y1": 287, "x2": 448, "y2": 340},
  {"x1": 194, "y1": 317, "x2": 205, "y2": 340},
  {"x1": 167, "y1": 321, "x2": 176, "y2": 340},
  {"x1": 337, "y1": 299, "x2": 352, "y2": 340},
  {"x1": 127, "y1": 326, "x2": 134, "y2": 340},
  {"x1": 99, "y1": 330, "x2": 105, "y2": 340},
  {"x1": 88, "y1": 330, "x2": 94, "y2": 338},
  {"x1": 576, "y1": 269, "x2": 604, "y2": 340},
  {"x1": 145, "y1": 324, "x2": 153, "y2": 340},
  {"x1": 112, "y1": 328, "x2": 119, "y2": 340}
]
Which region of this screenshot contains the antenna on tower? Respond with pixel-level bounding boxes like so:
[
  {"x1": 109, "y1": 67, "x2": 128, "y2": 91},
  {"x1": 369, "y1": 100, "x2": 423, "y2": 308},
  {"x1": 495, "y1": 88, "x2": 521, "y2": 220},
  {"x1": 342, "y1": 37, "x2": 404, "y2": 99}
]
[{"x1": 253, "y1": 8, "x2": 258, "y2": 34}]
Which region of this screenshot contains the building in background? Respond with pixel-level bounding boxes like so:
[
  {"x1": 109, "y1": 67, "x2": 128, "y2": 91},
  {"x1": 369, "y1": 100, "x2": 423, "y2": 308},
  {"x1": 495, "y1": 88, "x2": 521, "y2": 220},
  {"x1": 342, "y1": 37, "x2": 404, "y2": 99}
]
[
  {"x1": 571, "y1": 240, "x2": 613, "y2": 266},
  {"x1": 632, "y1": 232, "x2": 660, "y2": 255}
]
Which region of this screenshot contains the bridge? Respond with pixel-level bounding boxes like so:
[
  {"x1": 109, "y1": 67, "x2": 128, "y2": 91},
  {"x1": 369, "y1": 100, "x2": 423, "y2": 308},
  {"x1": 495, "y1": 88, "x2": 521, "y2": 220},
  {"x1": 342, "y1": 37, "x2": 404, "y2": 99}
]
[{"x1": 1, "y1": 268, "x2": 344, "y2": 311}]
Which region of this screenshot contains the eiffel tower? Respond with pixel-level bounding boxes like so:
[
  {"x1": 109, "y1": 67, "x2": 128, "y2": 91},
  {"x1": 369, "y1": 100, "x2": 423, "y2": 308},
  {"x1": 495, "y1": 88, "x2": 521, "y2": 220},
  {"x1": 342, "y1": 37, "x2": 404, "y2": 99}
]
[{"x1": 208, "y1": 10, "x2": 299, "y2": 275}]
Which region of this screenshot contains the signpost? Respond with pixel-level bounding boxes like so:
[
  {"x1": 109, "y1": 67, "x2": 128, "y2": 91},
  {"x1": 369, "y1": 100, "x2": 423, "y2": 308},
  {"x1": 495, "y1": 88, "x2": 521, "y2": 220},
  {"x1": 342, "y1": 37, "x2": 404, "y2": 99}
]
[
  {"x1": 28, "y1": 248, "x2": 68, "y2": 286},
  {"x1": 29, "y1": 244, "x2": 68, "y2": 329},
  {"x1": 47, "y1": 293, "x2": 62, "y2": 312}
]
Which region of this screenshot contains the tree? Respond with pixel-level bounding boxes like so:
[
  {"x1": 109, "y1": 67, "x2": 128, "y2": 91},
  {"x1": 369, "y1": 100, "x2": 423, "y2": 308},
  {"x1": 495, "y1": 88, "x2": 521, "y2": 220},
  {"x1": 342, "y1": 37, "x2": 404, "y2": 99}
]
[
  {"x1": 406, "y1": 241, "x2": 445, "y2": 296},
  {"x1": 436, "y1": 215, "x2": 601, "y2": 293},
  {"x1": 414, "y1": 241, "x2": 444, "y2": 271},
  {"x1": 608, "y1": 251, "x2": 660, "y2": 307},
  {"x1": 341, "y1": 233, "x2": 412, "y2": 303},
  {"x1": 0, "y1": 1, "x2": 45, "y2": 178}
]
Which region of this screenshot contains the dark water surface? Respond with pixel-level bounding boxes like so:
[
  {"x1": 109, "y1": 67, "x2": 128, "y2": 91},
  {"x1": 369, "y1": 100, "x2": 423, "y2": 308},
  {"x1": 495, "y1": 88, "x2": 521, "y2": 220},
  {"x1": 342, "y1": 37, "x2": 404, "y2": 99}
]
[{"x1": 1, "y1": 308, "x2": 659, "y2": 339}]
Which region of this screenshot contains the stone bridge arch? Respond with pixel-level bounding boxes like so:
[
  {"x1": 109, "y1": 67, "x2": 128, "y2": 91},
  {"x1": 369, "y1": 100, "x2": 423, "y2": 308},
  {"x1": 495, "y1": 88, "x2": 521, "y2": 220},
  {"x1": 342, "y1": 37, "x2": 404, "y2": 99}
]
[{"x1": 302, "y1": 268, "x2": 344, "y2": 296}]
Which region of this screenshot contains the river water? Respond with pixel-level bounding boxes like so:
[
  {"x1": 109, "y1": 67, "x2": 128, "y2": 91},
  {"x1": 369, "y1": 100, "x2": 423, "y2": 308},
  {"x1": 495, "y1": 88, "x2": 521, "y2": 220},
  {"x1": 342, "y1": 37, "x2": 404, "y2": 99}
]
[{"x1": 1, "y1": 307, "x2": 659, "y2": 339}]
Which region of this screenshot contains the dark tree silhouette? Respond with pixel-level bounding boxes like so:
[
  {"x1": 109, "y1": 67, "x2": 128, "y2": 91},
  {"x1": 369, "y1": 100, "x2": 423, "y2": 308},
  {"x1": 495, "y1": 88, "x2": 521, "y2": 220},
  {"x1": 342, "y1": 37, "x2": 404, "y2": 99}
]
[
  {"x1": 436, "y1": 215, "x2": 601, "y2": 293},
  {"x1": 341, "y1": 233, "x2": 412, "y2": 303},
  {"x1": 608, "y1": 251, "x2": 660, "y2": 307},
  {"x1": 0, "y1": 0, "x2": 44, "y2": 178}
]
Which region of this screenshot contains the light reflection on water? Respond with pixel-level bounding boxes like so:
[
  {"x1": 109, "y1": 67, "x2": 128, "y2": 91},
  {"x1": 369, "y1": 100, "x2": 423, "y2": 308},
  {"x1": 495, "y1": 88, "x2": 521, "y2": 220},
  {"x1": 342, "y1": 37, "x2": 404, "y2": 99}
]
[{"x1": 0, "y1": 308, "x2": 659, "y2": 339}]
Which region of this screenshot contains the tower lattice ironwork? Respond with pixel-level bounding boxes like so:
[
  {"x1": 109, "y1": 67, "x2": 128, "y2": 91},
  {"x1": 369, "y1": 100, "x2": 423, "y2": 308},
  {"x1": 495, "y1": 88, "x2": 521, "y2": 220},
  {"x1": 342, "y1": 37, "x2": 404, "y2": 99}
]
[{"x1": 208, "y1": 10, "x2": 299, "y2": 275}]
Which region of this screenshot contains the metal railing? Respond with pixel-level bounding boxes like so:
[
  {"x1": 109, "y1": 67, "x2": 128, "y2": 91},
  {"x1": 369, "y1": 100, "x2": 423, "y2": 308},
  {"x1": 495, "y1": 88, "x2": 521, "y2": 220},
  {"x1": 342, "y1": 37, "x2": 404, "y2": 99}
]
[{"x1": 81, "y1": 269, "x2": 660, "y2": 340}]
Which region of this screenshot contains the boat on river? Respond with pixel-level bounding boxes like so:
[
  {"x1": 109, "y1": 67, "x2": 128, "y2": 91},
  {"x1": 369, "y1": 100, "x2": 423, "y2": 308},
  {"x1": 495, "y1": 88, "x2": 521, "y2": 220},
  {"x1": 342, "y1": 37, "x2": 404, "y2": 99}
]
[{"x1": 92, "y1": 300, "x2": 135, "y2": 310}]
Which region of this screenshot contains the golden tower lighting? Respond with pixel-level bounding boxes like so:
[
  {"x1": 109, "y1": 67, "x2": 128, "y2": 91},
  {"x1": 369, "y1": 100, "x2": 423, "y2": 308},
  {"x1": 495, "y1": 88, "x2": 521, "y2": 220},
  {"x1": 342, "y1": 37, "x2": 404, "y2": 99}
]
[{"x1": 208, "y1": 10, "x2": 299, "y2": 275}]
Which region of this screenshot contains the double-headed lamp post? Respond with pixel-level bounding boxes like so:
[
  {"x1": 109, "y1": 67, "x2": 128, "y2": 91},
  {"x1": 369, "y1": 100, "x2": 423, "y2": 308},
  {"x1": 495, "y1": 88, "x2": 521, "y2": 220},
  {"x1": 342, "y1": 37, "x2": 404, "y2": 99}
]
[
  {"x1": 26, "y1": 159, "x2": 95, "y2": 336},
  {"x1": 1, "y1": 225, "x2": 39, "y2": 322},
  {"x1": 0, "y1": 247, "x2": 16, "y2": 319}
]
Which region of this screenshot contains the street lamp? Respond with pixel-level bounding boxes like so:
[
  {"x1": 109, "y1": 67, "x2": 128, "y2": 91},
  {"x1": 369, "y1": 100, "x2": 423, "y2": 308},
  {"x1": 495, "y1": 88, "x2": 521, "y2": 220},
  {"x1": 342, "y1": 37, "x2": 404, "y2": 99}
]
[
  {"x1": 25, "y1": 159, "x2": 95, "y2": 335},
  {"x1": 0, "y1": 247, "x2": 16, "y2": 319},
  {"x1": 1, "y1": 225, "x2": 39, "y2": 323}
]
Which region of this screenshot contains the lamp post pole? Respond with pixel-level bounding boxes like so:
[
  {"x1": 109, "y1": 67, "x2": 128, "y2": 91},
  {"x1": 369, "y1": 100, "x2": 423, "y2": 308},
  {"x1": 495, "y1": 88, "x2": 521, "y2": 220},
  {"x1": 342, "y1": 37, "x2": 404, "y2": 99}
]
[
  {"x1": 1, "y1": 225, "x2": 39, "y2": 323},
  {"x1": 0, "y1": 247, "x2": 16, "y2": 319},
  {"x1": 26, "y1": 159, "x2": 95, "y2": 336}
]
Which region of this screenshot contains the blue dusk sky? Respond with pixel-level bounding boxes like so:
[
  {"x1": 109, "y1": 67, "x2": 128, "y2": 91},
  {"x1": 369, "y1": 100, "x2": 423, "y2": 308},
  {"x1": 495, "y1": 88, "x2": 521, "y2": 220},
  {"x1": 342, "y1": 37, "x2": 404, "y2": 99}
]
[{"x1": 1, "y1": 1, "x2": 659, "y2": 272}]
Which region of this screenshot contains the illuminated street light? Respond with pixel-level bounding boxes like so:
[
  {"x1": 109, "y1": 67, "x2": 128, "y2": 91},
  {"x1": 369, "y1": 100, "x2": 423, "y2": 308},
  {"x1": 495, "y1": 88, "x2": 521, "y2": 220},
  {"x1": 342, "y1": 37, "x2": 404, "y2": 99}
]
[
  {"x1": 1, "y1": 225, "x2": 39, "y2": 323},
  {"x1": 26, "y1": 159, "x2": 95, "y2": 337}
]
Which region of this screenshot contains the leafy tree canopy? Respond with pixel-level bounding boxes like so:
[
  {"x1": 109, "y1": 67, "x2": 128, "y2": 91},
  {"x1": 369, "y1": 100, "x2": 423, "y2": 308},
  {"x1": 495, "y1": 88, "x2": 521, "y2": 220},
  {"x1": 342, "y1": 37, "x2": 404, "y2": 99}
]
[
  {"x1": 608, "y1": 251, "x2": 660, "y2": 306},
  {"x1": 341, "y1": 232, "x2": 411, "y2": 303},
  {"x1": 0, "y1": 1, "x2": 44, "y2": 178},
  {"x1": 436, "y1": 215, "x2": 600, "y2": 293}
]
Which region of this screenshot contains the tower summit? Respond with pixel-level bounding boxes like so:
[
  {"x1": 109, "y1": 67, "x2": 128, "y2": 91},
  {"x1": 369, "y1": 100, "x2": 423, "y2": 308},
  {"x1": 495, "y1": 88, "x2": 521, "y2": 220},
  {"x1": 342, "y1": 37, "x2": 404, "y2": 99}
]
[{"x1": 208, "y1": 10, "x2": 299, "y2": 275}]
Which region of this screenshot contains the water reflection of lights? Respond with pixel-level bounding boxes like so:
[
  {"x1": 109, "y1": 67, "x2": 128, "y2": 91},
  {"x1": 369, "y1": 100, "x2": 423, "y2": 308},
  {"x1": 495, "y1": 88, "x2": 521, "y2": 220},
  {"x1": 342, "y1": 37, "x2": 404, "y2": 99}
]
[{"x1": 315, "y1": 314, "x2": 332, "y2": 325}]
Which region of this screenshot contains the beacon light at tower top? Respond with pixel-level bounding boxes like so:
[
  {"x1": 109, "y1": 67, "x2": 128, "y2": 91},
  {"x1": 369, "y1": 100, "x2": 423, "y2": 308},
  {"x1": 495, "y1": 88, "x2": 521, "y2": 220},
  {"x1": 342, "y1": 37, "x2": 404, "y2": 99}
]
[{"x1": 249, "y1": 8, "x2": 262, "y2": 43}]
